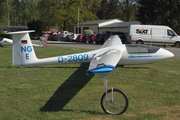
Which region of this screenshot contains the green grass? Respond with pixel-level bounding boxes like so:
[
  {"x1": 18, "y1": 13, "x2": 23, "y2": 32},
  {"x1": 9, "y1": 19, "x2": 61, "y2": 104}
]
[{"x1": 0, "y1": 46, "x2": 180, "y2": 120}]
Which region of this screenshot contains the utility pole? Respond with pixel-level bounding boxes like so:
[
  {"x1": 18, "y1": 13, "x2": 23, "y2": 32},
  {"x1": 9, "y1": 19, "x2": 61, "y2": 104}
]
[
  {"x1": 7, "y1": 0, "x2": 10, "y2": 26},
  {"x1": 78, "y1": 7, "x2": 79, "y2": 34}
]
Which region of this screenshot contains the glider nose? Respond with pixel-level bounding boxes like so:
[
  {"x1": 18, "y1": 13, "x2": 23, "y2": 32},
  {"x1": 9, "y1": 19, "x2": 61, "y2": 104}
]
[{"x1": 160, "y1": 48, "x2": 174, "y2": 59}]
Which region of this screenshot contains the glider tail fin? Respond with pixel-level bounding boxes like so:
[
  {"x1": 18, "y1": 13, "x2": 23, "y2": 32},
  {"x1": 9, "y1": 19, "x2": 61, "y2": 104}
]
[{"x1": 8, "y1": 31, "x2": 38, "y2": 66}]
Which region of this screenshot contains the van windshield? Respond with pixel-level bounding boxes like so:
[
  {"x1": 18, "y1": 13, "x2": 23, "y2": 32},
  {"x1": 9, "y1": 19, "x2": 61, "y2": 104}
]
[
  {"x1": 125, "y1": 44, "x2": 160, "y2": 54},
  {"x1": 167, "y1": 30, "x2": 176, "y2": 36}
]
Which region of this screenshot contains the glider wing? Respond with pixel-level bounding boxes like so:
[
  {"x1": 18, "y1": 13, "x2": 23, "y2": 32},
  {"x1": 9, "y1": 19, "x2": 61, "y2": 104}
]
[{"x1": 87, "y1": 48, "x2": 122, "y2": 74}]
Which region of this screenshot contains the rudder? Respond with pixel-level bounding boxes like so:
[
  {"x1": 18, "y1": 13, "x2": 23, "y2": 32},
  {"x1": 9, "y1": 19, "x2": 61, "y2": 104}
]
[{"x1": 8, "y1": 30, "x2": 38, "y2": 66}]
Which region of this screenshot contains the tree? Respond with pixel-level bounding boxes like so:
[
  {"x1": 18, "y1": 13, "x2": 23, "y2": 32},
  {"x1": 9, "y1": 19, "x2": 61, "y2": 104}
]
[
  {"x1": 0, "y1": 0, "x2": 13, "y2": 26},
  {"x1": 0, "y1": 0, "x2": 40, "y2": 26},
  {"x1": 89, "y1": 0, "x2": 101, "y2": 15},
  {"x1": 96, "y1": 0, "x2": 138, "y2": 21},
  {"x1": 136, "y1": 0, "x2": 180, "y2": 32},
  {"x1": 96, "y1": 0, "x2": 109, "y2": 19},
  {"x1": 78, "y1": 0, "x2": 99, "y2": 21},
  {"x1": 12, "y1": 0, "x2": 40, "y2": 26},
  {"x1": 38, "y1": 0, "x2": 98, "y2": 32},
  {"x1": 118, "y1": 0, "x2": 138, "y2": 21},
  {"x1": 27, "y1": 20, "x2": 43, "y2": 35},
  {"x1": 106, "y1": 0, "x2": 120, "y2": 19},
  {"x1": 136, "y1": 0, "x2": 158, "y2": 24}
]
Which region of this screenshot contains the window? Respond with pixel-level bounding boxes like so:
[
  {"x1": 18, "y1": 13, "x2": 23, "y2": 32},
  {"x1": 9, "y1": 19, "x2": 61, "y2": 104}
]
[
  {"x1": 167, "y1": 30, "x2": 175, "y2": 36},
  {"x1": 126, "y1": 44, "x2": 160, "y2": 54},
  {"x1": 83, "y1": 27, "x2": 89, "y2": 31}
]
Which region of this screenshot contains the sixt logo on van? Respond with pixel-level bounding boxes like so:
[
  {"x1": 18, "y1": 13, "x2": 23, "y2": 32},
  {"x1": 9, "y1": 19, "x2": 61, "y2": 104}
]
[{"x1": 136, "y1": 28, "x2": 148, "y2": 34}]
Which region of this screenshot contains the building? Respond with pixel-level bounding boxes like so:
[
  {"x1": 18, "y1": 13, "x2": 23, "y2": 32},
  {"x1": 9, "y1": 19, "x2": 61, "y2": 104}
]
[
  {"x1": 74, "y1": 19, "x2": 140, "y2": 34},
  {"x1": 42, "y1": 27, "x2": 61, "y2": 34}
]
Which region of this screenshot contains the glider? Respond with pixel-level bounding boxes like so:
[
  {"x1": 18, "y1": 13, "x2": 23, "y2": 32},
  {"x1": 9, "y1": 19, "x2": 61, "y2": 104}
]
[
  {"x1": 7, "y1": 30, "x2": 174, "y2": 115},
  {"x1": 0, "y1": 38, "x2": 13, "y2": 47}
]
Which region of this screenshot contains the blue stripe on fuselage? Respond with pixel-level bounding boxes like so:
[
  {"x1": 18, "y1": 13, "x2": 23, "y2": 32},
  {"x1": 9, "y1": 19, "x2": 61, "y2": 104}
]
[{"x1": 128, "y1": 55, "x2": 153, "y2": 58}]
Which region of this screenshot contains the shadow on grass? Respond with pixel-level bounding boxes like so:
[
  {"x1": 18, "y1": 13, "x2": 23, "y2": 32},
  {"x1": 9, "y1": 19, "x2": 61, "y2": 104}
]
[
  {"x1": 60, "y1": 109, "x2": 104, "y2": 115},
  {"x1": 116, "y1": 65, "x2": 150, "y2": 69},
  {"x1": 0, "y1": 66, "x2": 80, "y2": 69},
  {"x1": 40, "y1": 63, "x2": 94, "y2": 112}
]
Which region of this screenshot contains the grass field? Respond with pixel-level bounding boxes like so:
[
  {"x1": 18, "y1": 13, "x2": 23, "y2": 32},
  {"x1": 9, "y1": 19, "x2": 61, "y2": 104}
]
[{"x1": 0, "y1": 45, "x2": 180, "y2": 120}]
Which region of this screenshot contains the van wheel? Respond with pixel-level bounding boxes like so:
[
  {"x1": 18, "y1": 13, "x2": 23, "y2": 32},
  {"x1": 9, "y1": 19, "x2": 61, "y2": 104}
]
[
  {"x1": 136, "y1": 40, "x2": 143, "y2": 44},
  {"x1": 174, "y1": 42, "x2": 180, "y2": 47}
]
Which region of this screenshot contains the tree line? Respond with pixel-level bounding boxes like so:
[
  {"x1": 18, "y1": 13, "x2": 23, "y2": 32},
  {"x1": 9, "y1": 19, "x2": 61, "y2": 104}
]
[{"x1": 0, "y1": 0, "x2": 180, "y2": 34}]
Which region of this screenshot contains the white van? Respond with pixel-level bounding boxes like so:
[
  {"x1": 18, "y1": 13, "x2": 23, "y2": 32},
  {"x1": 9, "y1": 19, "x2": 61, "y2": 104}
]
[{"x1": 129, "y1": 25, "x2": 180, "y2": 46}]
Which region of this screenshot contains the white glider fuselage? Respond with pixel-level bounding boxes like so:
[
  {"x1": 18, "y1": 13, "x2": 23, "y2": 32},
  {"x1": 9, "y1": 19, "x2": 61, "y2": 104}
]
[
  {"x1": 19, "y1": 44, "x2": 124, "y2": 66},
  {"x1": 8, "y1": 31, "x2": 174, "y2": 67},
  {"x1": 119, "y1": 45, "x2": 174, "y2": 65},
  {"x1": 19, "y1": 42, "x2": 173, "y2": 66}
]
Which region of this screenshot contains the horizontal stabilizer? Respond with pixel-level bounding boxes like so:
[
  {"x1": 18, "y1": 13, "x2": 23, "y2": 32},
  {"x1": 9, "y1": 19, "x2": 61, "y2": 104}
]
[{"x1": 8, "y1": 30, "x2": 35, "y2": 35}]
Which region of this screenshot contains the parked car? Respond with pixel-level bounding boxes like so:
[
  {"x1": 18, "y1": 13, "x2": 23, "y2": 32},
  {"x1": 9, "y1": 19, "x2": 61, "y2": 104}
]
[
  {"x1": 94, "y1": 34, "x2": 105, "y2": 44},
  {"x1": 48, "y1": 33, "x2": 59, "y2": 41},
  {"x1": 65, "y1": 34, "x2": 71, "y2": 41},
  {"x1": 81, "y1": 34, "x2": 91, "y2": 43},
  {"x1": 89, "y1": 34, "x2": 96, "y2": 43},
  {"x1": 60, "y1": 31, "x2": 73, "y2": 41},
  {"x1": 81, "y1": 34, "x2": 96, "y2": 43},
  {"x1": 76, "y1": 34, "x2": 83, "y2": 42},
  {"x1": 29, "y1": 33, "x2": 40, "y2": 40},
  {"x1": 104, "y1": 31, "x2": 130, "y2": 44},
  {"x1": 69, "y1": 34, "x2": 79, "y2": 42}
]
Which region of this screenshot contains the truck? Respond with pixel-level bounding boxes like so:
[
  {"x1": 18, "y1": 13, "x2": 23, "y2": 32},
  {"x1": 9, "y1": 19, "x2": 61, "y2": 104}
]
[{"x1": 128, "y1": 24, "x2": 180, "y2": 46}]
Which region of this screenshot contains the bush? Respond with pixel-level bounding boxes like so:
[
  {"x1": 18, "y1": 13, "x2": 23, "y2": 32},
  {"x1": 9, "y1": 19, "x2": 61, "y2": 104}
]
[{"x1": 83, "y1": 29, "x2": 94, "y2": 35}]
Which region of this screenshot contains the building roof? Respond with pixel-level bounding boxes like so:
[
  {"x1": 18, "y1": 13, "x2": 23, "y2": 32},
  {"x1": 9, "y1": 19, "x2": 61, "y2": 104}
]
[
  {"x1": 100, "y1": 21, "x2": 141, "y2": 28},
  {"x1": 78, "y1": 19, "x2": 123, "y2": 25}
]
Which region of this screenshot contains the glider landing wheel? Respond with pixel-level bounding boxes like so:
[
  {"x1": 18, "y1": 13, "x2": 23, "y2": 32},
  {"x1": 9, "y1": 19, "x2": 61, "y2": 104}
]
[{"x1": 101, "y1": 88, "x2": 128, "y2": 115}]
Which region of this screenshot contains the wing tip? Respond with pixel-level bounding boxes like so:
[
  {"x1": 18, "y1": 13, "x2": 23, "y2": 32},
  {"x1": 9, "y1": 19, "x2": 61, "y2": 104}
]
[{"x1": 87, "y1": 64, "x2": 115, "y2": 74}]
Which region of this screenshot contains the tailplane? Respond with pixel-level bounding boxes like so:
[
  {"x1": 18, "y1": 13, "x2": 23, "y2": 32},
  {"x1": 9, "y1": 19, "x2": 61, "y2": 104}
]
[{"x1": 8, "y1": 30, "x2": 38, "y2": 66}]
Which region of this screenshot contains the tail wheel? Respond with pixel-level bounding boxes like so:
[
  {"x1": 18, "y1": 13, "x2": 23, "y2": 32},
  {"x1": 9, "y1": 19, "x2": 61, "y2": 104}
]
[{"x1": 101, "y1": 88, "x2": 128, "y2": 115}]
